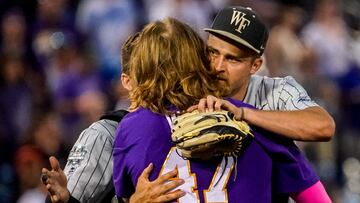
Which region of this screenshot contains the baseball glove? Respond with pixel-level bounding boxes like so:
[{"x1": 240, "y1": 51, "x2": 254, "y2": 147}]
[{"x1": 171, "y1": 110, "x2": 254, "y2": 160}]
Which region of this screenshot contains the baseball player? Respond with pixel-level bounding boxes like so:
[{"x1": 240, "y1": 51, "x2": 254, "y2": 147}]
[
  {"x1": 113, "y1": 17, "x2": 331, "y2": 202},
  {"x1": 41, "y1": 32, "x2": 185, "y2": 203},
  {"x1": 44, "y1": 6, "x2": 335, "y2": 202},
  {"x1": 126, "y1": 6, "x2": 335, "y2": 201},
  {"x1": 41, "y1": 110, "x2": 128, "y2": 203},
  {"x1": 198, "y1": 6, "x2": 335, "y2": 142}
]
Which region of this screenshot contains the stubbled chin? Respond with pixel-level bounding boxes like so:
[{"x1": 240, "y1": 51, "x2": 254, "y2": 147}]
[
  {"x1": 218, "y1": 79, "x2": 228, "y2": 86},
  {"x1": 218, "y1": 80, "x2": 232, "y2": 96}
]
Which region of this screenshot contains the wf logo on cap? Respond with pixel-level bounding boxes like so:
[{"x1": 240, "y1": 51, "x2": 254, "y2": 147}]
[
  {"x1": 204, "y1": 6, "x2": 268, "y2": 55},
  {"x1": 230, "y1": 9, "x2": 251, "y2": 33}
]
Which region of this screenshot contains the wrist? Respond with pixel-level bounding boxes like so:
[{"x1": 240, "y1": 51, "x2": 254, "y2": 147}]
[
  {"x1": 234, "y1": 107, "x2": 245, "y2": 121},
  {"x1": 129, "y1": 195, "x2": 138, "y2": 203},
  {"x1": 243, "y1": 107, "x2": 255, "y2": 123},
  {"x1": 63, "y1": 190, "x2": 71, "y2": 203},
  {"x1": 242, "y1": 107, "x2": 248, "y2": 121},
  {"x1": 240, "y1": 107, "x2": 245, "y2": 120}
]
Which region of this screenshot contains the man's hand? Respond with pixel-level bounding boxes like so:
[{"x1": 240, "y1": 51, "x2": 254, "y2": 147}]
[
  {"x1": 188, "y1": 95, "x2": 245, "y2": 121},
  {"x1": 129, "y1": 163, "x2": 186, "y2": 203},
  {"x1": 41, "y1": 156, "x2": 70, "y2": 203},
  {"x1": 190, "y1": 95, "x2": 334, "y2": 141}
]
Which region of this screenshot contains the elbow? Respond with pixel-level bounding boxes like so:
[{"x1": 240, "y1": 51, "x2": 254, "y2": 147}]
[
  {"x1": 299, "y1": 117, "x2": 335, "y2": 142},
  {"x1": 315, "y1": 117, "x2": 336, "y2": 142}
]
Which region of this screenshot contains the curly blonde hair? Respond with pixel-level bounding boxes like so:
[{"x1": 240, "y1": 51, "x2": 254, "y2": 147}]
[
  {"x1": 121, "y1": 32, "x2": 140, "y2": 75},
  {"x1": 128, "y1": 18, "x2": 229, "y2": 114}
]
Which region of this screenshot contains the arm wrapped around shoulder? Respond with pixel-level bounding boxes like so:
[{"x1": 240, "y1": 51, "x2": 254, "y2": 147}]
[{"x1": 171, "y1": 110, "x2": 254, "y2": 160}]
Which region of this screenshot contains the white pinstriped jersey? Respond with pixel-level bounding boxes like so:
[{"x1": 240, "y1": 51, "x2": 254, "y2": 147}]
[
  {"x1": 244, "y1": 75, "x2": 318, "y2": 110},
  {"x1": 64, "y1": 119, "x2": 118, "y2": 203}
]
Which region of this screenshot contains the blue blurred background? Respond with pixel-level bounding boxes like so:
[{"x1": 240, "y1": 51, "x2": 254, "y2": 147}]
[{"x1": 0, "y1": 0, "x2": 359, "y2": 202}]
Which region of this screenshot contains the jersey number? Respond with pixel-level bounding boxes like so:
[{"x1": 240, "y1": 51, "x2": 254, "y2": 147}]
[{"x1": 159, "y1": 147, "x2": 235, "y2": 203}]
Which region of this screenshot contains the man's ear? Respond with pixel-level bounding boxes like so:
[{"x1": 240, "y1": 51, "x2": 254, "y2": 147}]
[
  {"x1": 250, "y1": 57, "x2": 263, "y2": 74},
  {"x1": 121, "y1": 73, "x2": 132, "y2": 91}
]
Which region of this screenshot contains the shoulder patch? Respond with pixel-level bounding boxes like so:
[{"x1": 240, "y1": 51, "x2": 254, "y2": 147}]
[{"x1": 68, "y1": 144, "x2": 87, "y2": 174}]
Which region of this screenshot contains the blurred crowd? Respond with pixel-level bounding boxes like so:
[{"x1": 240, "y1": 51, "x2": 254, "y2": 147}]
[{"x1": 0, "y1": 0, "x2": 359, "y2": 202}]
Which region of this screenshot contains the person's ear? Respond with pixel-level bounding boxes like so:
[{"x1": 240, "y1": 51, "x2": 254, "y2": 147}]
[
  {"x1": 250, "y1": 57, "x2": 263, "y2": 74},
  {"x1": 121, "y1": 73, "x2": 132, "y2": 91}
]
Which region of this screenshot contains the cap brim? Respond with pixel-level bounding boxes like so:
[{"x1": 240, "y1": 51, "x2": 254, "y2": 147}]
[{"x1": 204, "y1": 28, "x2": 260, "y2": 54}]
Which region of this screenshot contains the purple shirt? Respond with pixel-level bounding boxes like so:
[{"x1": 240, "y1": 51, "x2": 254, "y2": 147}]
[{"x1": 113, "y1": 100, "x2": 318, "y2": 202}]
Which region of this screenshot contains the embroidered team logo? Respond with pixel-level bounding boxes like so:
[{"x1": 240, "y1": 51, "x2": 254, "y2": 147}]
[
  {"x1": 68, "y1": 144, "x2": 87, "y2": 174},
  {"x1": 230, "y1": 9, "x2": 251, "y2": 33}
]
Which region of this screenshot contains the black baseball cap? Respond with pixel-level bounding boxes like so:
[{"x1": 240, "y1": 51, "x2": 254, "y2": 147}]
[{"x1": 205, "y1": 6, "x2": 268, "y2": 55}]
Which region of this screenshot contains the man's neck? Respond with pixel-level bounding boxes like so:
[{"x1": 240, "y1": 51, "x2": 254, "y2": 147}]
[{"x1": 230, "y1": 81, "x2": 249, "y2": 102}]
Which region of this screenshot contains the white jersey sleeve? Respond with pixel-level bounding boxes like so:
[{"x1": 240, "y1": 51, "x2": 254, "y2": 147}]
[
  {"x1": 63, "y1": 119, "x2": 118, "y2": 202},
  {"x1": 244, "y1": 75, "x2": 318, "y2": 111}
]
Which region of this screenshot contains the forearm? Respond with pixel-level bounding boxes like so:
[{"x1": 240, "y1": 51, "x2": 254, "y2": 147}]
[
  {"x1": 290, "y1": 181, "x2": 331, "y2": 203},
  {"x1": 242, "y1": 106, "x2": 335, "y2": 141}
]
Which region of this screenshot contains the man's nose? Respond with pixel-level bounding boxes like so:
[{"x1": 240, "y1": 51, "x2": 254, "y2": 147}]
[{"x1": 212, "y1": 56, "x2": 225, "y2": 72}]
